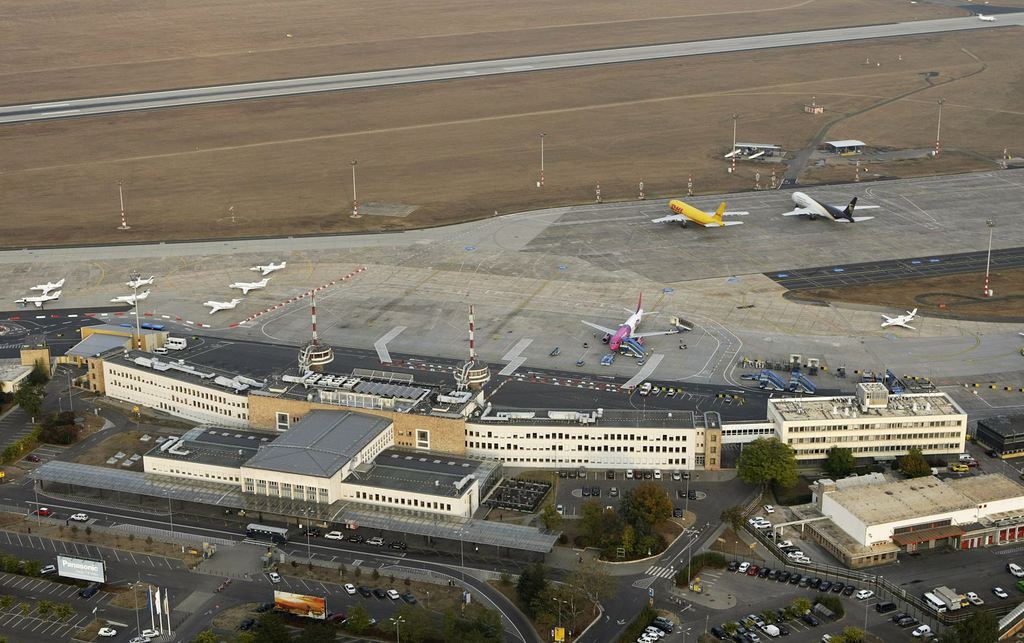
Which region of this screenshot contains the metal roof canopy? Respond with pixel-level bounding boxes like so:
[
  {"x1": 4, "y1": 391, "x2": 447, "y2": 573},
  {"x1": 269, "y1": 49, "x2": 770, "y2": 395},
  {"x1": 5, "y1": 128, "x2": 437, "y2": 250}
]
[
  {"x1": 825, "y1": 139, "x2": 866, "y2": 148},
  {"x1": 66, "y1": 333, "x2": 130, "y2": 358},
  {"x1": 31, "y1": 461, "x2": 243, "y2": 506},
  {"x1": 329, "y1": 502, "x2": 557, "y2": 553}
]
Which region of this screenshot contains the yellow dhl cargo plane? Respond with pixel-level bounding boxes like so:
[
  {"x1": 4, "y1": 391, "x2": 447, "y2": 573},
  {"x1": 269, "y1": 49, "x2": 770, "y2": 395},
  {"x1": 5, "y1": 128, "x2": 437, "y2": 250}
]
[{"x1": 651, "y1": 200, "x2": 748, "y2": 228}]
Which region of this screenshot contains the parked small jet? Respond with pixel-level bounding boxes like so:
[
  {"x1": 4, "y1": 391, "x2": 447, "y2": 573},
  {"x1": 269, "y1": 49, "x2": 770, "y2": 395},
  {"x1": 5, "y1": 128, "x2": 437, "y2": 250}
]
[
  {"x1": 229, "y1": 278, "x2": 270, "y2": 295},
  {"x1": 250, "y1": 262, "x2": 286, "y2": 276},
  {"x1": 652, "y1": 200, "x2": 748, "y2": 228},
  {"x1": 581, "y1": 293, "x2": 678, "y2": 352},
  {"x1": 110, "y1": 290, "x2": 150, "y2": 306},
  {"x1": 881, "y1": 308, "x2": 918, "y2": 330},
  {"x1": 126, "y1": 275, "x2": 155, "y2": 288},
  {"x1": 978, "y1": 14, "x2": 996, "y2": 21},
  {"x1": 204, "y1": 298, "x2": 242, "y2": 314},
  {"x1": 782, "y1": 192, "x2": 879, "y2": 222},
  {"x1": 30, "y1": 278, "x2": 65, "y2": 296},
  {"x1": 15, "y1": 291, "x2": 61, "y2": 308}
]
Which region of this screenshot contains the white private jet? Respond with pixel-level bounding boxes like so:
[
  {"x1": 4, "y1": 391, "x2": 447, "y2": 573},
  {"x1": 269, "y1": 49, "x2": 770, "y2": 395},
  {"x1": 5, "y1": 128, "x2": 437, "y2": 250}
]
[
  {"x1": 881, "y1": 308, "x2": 918, "y2": 330},
  {"x1": 204, "y1": 298, "x2": 242, "y2": 314},
  {"x1": 250, "y1": 262, "x2": 286, "y2": 276},
  {"x1": 29, "y1": 278, "x2": 65, "y2": 296},
  {"x1": 229, "y1": 278, "x2": 270, "y2": 295},
  {"x1": 126, "y1": 275, "x2": 155, "y2": 288},
  {"x1": 782, "y1": 192, "x2": 879, "y2": 222},
  {"x1": 15, "y1": 291, "x2": 61, "y2": 308},
  {"x1": 110, "y1": 290, "x2": 150, "y2": 306},
  {"x1": 978, "y1": 14, "x2": 996, "y2": 21}
]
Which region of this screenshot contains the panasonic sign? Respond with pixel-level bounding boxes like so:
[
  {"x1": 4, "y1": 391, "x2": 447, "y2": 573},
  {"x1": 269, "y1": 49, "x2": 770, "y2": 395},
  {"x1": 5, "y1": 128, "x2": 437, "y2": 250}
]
[{"x1": 57, "y1": 555, "x2": 106, "y2": 583}]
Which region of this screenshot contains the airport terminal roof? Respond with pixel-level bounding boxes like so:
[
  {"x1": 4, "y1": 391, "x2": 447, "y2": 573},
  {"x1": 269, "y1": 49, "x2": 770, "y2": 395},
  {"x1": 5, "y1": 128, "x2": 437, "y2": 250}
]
[
  {"x1": 66, "y1": 333, "x2": 130, "y2": 358},
  {"x1": 145, "y1": 426, "x2": 270, "y2": 468},
  {"x1": 978, "y1": 415, "x2": 1024, "y2": 438},
  {"x1": 107, "y1": 350, "x2": 265, "y2": 395},
  {"x1": 243, "y1": 410, "x2": 392, "y2": 478},
  {"x1": 769, "y1": 393, "x2": 963, "y2": 422},
  {"x1": 823, "y1": 474, "x2": 1024, "y2": 526},
  {"x1": 85, "y1": 323, "x2": 164, "y2": 336},
  {"x1": 345, "y1": 447, "x2": 498, "y2": 498},
  {"x1": 825, "y1": 139, "x2": 866, "y2": 148},
  {"x1": 476, "y1": 407, "x2": 705, "y2": 429}
]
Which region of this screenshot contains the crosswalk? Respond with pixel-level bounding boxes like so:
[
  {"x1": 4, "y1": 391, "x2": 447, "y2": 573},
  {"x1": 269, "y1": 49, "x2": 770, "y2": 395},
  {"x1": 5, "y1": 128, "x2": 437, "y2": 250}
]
[{"x1": 645, "y1": 565, "x2": 677, "y2": 579}]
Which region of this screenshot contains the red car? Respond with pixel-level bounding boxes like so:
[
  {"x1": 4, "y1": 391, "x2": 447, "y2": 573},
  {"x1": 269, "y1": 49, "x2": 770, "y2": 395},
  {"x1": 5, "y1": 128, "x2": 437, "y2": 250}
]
[
  {"x1": 24, "y1": 454, "x2": 41, "y2": 463},
  {"x1": 34, "y1": 507, "x2": 52, "y2": 517},
  {"x1": 746, "y1": 565, "x2": 760, "y2": 576}
]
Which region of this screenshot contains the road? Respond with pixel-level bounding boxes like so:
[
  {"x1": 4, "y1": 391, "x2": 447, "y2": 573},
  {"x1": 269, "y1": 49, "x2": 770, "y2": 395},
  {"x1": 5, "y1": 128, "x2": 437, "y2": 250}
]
[{"x1": 1, "y1": 13, "x2": 1022, "y2": 125}]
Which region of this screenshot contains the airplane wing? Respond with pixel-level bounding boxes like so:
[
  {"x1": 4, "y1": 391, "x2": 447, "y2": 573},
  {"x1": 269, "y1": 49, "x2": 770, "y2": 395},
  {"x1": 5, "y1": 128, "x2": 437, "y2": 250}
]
[
  {"x1": 633, "y1": 329, "x2": 680, "y2": 338},
  {"x1": 850, "y1": 216, "x2": 874, "y2": 222},
  {"x1": 781, "y1": 208, "x2": 813, "y2": 217},
  {"x1": 722, "y1": 211, "x2": 749, "y2": 216},
  {"x1": 582, "y1": 321, "x2": 617, "y2": 335},
  {"x1": 851, "y1": 205, "x2": 879, "y2": 209},
  {"x1": 704, "y1": 221, "x2": 744, "y2": 227},
  {"x1": 651, "y1": 215, "x2": 685, "y2": 224}
]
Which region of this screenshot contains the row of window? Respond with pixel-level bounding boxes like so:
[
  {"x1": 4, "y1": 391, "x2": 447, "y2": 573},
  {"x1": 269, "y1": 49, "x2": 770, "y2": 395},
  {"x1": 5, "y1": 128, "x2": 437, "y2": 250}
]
[
  {"x1": 352, "y1": 490, "x2": 452, "y2": 512},
  {"x1": 789, "y1": 431, "x2": 961, "y2": 444},
  {"x1": 243, "y1": 478, "x2": 330, "y2": 503},
  {"x1": 793, "y1": 443, "x2": 960, "y2": 455},
  {"x1": 149, "y1": 464, "x2": 239, "y2": 483},
  {"x1": 473, "y1": 455, "x2": 691, "y2": 466},
  {"x1": 107, "y1": 367, "x2": 245, "y2": 407},
  {"x1": 785, "y1": 420, "x2": 963, "y2": 432},
  {"x1": 466, "y1": 430, "x2": 693, "y2": 442}
]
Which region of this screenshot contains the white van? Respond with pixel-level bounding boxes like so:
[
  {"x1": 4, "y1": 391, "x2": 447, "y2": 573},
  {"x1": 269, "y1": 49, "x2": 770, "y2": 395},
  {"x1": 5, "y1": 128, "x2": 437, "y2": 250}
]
[
  {"x1": 165, "y1": 337, "x2": 188, "y2": 350},
  {"x1": 153, "y1": 347, "x2": 168, "y2": 355}
]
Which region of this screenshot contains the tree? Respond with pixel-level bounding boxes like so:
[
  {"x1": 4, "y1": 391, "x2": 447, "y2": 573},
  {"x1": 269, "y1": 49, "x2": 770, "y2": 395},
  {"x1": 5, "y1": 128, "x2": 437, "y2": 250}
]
[
  {"x1": 392, "y1": 602, "x2": 434, "y2": 643},
  {"x1": 737, "y1": 438, "x2": 798, "y2": 488},
  {"x1": 295, "y1": 621, "x2": 337, "y2": 643},
  {"x1": 824, "y1": 446, "x2": 855, "y2": 479},
  {"x1": 619, "y1": 483, "x2": 672, "y2": 533},
  {"x1": 832, "y1": 626, "x2": 865, "y2": 643},
  {"x1": 54, "y1": 603, "x2": 74, "y2": 621},
  {"x1": 898, "y1": 448, "x2": 932, "y2": 478},
  {"x1": 0, "y1": 595, "x2": 13, "y2": 610},
  {"x1": 790, "y1": 597, "x2": 812, "y2": 616},
  {"x1": 516, "y1": 563, "x2": 549, "y2": 617},
  {"x1": 13, "y1": 385, "x2": 43, "y2": 420},
  {"x1": 939, "y1": 611, "x2": 999, "y2": 643},
  {"x1": 345, "y1": 603, "x2": 372, "y2": 634},
  {"x1": 27, "y1": 362, "x2": 49, "y2": 386},
  {"x1": 566, "y1": 559, "x2": 615, "y2": 609},
  {"x1": 578, "y1": 501, "x2": 622, "y2": 550},
  {"x1": 190, "y1": 632, "x2": 219, "y2": 643},
  {"x1": 620, "y1": 524, "x2": 635, "y2": 556},
  {"x1": 720, "y1": 506, "x2": 745, "y2": 531},
  {"x1": 35, "y1": 599, "x2": 52, "y2": 618},
  {"x1": 22, "y1": 560, "x2": 41, "y2": 576},
  {"x1": 540, "y1": 504, "x2": 562, "y2": 531},
  {"x1": 252, "y1": 612, "x2": 291, "y2": 643}
]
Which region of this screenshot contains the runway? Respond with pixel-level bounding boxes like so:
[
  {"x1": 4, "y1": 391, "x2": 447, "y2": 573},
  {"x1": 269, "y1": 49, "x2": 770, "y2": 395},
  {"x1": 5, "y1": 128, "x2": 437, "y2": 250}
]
[
  {"x1": 1, "y1": 13, "x2": 1021, "y2": 125},
  {"x1": 768, "y1": 246, "x2": 1024, "y2": 290}
]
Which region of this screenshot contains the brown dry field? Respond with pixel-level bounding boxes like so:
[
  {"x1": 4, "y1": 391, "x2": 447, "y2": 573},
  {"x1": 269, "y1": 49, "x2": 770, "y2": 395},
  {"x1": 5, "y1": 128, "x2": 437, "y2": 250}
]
[
  {"x1": 0, "y1": 0, "x2": 966, "y2": 104},
  {"x1": 1, "y1": 28, "x2": 1022, "y2": 248},
  {"x1": 791, "y1": 268, "x2": 1024, "y2": 323}
]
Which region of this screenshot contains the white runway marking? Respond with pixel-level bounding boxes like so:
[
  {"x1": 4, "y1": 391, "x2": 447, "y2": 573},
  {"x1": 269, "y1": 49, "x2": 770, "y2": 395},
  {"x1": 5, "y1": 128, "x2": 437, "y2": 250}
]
[{"x1": 373, "y1": 326, "x2": 406, "y2": 364}]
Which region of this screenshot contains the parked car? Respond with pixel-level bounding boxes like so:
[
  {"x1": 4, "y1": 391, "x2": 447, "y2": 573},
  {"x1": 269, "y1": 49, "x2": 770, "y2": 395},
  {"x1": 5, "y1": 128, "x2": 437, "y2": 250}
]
[
  {"x1": 255, "y1": 602, "x2": 273, "y2": 612},
  {"x1": 98, "y1": 627, "x2": 118, "y2": 637},
  {"x1": 875, "y1": 601, "x2": 898, "y2": 613},
  {"x1": 239, "y1": 619, "x2": 255, "y2": 631},
  {"x1": 372, "y1": 588, "x2": 388, "y2": 600},
  {"x1": 268, "y1": 572, "x2": 281, "y2": 584},
  {"x1": 389, "y1": 541, "x2": 407, "y2": 550},
  {"x1": 344, "y1": 583, "x2": 356, "y2": 595},
  {"x1": 610, "y1": 487, "x2": 619, "y2": 497},
  {"x1": 789, "y1": 573, "x2": 802, "y2": 585},
  {"x1": 78, "y1": 583, "x2": 100, "y2": 598},
  {"x1": 401, "y1": 592, "x2": 417, "y2": 604},
  {"x1": 965, "y1": 591, "x2": 984, "y2": 605},
  {"x1": 304, "y1": 528, "x2": 322, "y2": 538},
  {"x1": 831, "y1": 582, "x2": 845, "y2": 594},
  {"x1": 801, "y1": 614, "x2": 819, "y2": 627},
  {"x1": 763, "y1": 505, "x2": 775, "y2": 514},
  {"x1": 994, "y1": 587, "x2": 1009, "y2": 599},
  {"x1": 325, "y1": 531, "x2": 344, "y2": 540},
  {"x1": 70, "y1": 513, "x2": 89, "y2": 522},
  {"x1": 24, "y1": 454, "x2": 41, "y2": 463},
  {"x1": 737, "y1": 562, "x2": 750, "y2": 574},
  {"x1": 348, "y1": 534, "x2": 365, "y2": 543},
  {"x1": 672, "y1": 471, "x2": 682, "y2": 481},
  {"x1": 747, "y1": 565, "x2": 760, "y2": 576},
  {"x1": 842, "y1": 585, "x2": 855, "y2": 597},
  {"x1": 1008, "y1": 563, "x2": 1024, "y2": 577},
  {"x1": 386, "y1": 589, "x2": 401, "y2": 600},
  {"x1": 912, "y1": 624, "x2": 932, "y2": 638},
  {"x1": 34, "y1": 507, "x2": 52, "y2": 517},
  {"x1": 40, "y1": 564, "x2": 57, "y2": 575},
  {"x1": 366, "y1": 536, "x2": 385, "y2": 546},
  {"x1": 897, "y1": 616, "x2": 919, "y2": 628},
  {"x1": 357, "y1": 586, "x2": 372, "y2": 597},
  {"x1": 728, "y1": 560, "x2": 739, "y2": 572},
  {"x1": 818, "y1": 581, "x2": 832, "y2": 592}
]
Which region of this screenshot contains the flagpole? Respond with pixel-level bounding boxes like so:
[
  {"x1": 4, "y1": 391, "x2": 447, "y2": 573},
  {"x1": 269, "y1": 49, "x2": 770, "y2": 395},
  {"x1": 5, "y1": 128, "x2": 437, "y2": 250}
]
[
  {"x1": 164, "y1": 589, "x2": 171, "y2": 634},
  {"x1": 149, "y1": 586, "x2": 157, "y2": 631}
]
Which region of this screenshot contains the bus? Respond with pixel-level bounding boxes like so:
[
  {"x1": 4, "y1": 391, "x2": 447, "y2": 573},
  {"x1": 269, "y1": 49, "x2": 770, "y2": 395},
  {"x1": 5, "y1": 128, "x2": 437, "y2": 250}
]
[
  {"x1": 923, "y1": 591, "x2": 947, "y2": 613},
  {"x1": 246, "y1": 523, "x2": 290, "y2": 544}
]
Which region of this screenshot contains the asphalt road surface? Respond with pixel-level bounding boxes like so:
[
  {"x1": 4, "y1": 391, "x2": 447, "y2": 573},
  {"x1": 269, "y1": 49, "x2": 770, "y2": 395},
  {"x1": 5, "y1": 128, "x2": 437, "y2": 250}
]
[
  {"x1": 767, "y1": 246, "x2": 1024, "y2": 290},
  {"x1": 1, "y1": 13, "x2": 1022, "y2": 124}
]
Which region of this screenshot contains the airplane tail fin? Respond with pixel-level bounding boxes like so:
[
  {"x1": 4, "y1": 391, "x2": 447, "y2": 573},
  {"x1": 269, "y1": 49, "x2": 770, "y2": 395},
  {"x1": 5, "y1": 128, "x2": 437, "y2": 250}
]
[
  {"x1": 908, "y1": 308, "x2": 918, "y2": 316},
  {"x1": 714, "y1": 202, "x2": 727, "y2": 222},
  {"x1": 842, "y1": 197, "x2": 858, "y2": 222},
  {"x1": 636, "y1": 292, "x2": 643, "y2": 313}
]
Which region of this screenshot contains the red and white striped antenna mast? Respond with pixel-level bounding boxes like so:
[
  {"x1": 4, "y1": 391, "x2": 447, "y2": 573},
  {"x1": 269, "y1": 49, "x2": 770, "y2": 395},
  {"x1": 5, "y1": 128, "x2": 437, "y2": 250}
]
[
  {"x1": 467, "y1": 304, "x2": 477, "y2": 364},
  {"x1": 117, "y1": 181, "x2": 131, "y2": 230},
  {"x1": 310, "y1": 291, "x2": 320, "y2": 346}
]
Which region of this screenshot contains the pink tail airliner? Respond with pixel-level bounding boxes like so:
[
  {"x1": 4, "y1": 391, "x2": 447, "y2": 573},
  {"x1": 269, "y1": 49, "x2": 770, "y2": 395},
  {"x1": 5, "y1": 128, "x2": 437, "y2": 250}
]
[{"x1": 581, "y1": 293, "x2": 679, "y2": 351}]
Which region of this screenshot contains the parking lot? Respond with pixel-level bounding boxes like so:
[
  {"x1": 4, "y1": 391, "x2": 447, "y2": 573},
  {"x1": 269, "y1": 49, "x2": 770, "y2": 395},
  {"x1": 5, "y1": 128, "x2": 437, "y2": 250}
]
[
  {"x1": 0, "y1": 529, "x2": 185, "y2": 572},
  {"x1": 0, "y1": 571, "x2": 111, "y2": 641},
  {"x1": 692, "y1": 566, "x2": 947, "y2": 642},
  {"x1": 554, "y1": 469, "x2": 709, "y2": 517}
]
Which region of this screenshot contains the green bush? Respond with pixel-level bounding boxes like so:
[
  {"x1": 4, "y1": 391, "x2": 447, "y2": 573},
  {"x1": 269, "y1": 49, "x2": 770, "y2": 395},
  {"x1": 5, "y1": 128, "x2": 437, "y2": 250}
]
[
  {"x1": 616, "y1": 606, "x2": 658, "y2": 643},
  {"x1": 674, "y1": 552, "x2": 727, "y2": 586}
]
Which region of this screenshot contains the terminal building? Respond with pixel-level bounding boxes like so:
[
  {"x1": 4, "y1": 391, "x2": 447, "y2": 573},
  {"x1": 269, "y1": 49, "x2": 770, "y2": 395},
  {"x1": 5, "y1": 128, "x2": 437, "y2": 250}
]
[
  {"x1": 769, "y1": 383, "x2": 967, "y2": 462},
  {"x1": 975, "y1": 415, "x2": 1024, "y2": 457},
  {"x1": 795, "y1": 473, "x2": 1024, "y2": 568}
]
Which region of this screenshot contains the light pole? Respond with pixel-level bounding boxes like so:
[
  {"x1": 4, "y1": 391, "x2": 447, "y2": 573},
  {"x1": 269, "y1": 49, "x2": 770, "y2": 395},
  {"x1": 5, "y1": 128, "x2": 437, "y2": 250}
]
[
  {"x1": 168, "y1": 497, "x2": 174, "y2": 540},
  {"x1": 350, "y1": 160, "x2": 360, "y2": 218},
  {"x1": 389, "y1": 615, "x2": 405, "y2": 643},
  {"x1": 129, "y1": 271, "x2": 142, "y2": 350},
  {"x1": 984, "y1": 219, "x2": 995, "y2": 297},
  {"x1": 65, "y1": 367, "x2": 73, "y2": 414},
  {"x1": 730, "y1": 114, "x2": 739, "y2": 173},
  {"x1": 935, "y1": 98, "x2": 945, "y2": 157},
  {"x1": 539, "y1": 132, "x2": 546, "y2": 187},
  {"x1": 552, "y1": 597, "x2": 568, "y2": 641}
]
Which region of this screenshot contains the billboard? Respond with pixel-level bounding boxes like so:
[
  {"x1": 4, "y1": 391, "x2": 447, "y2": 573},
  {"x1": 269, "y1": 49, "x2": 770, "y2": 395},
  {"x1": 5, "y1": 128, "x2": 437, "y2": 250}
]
[
  {"x1": 57, "y1": 555, "x2": 106, "y2": 583},
  {"x1": 274, "y1": 590, "x2": 326, "y2": 620}
]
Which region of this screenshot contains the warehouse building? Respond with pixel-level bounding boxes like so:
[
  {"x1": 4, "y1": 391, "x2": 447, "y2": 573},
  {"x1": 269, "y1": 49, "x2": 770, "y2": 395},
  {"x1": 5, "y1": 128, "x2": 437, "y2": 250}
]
[
  {"x1": 770, "y1": 383, "x2": 967, "y2": 461},
  {"x1": 798, "y1": 472, "x2": 1024, "y2": 567}
]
